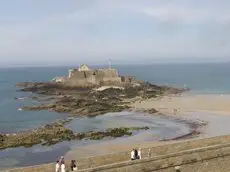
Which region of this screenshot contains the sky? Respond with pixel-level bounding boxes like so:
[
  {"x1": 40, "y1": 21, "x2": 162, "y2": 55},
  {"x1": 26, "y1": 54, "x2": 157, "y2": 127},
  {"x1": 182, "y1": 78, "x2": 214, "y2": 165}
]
[{"x1": 1, "y1": 0, "x2": 230, "y2": 66}]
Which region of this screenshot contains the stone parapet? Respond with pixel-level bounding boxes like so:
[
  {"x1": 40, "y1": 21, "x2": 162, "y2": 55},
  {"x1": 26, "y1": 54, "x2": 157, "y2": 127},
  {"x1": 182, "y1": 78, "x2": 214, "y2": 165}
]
[{"x1": 79, "y1": 142, "x2": 230, "y2": 172}]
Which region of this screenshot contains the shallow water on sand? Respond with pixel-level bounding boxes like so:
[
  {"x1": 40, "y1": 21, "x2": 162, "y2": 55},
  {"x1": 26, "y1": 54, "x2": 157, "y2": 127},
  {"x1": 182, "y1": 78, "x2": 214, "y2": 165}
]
[
  {"x1": 185, "y1": 112, "x2": 230, "y2": 137},
  {"x1": 67, "y1": 111, "x2": 191, "y2": 140},
  {"x1": 0, "y1": 112, "x2": 191, "y2": 169}
]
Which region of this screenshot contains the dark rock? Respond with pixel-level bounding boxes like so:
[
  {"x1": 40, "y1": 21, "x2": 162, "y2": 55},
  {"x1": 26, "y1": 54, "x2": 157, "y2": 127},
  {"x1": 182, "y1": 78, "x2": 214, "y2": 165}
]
[
  {"x1": 19, "y1": 80, "x2": 187, "y2": 117},
  {"x1": 0, "y1": 122, "x2": 150, "y2": 150},
  {"x1": 147, "y1": 108, "x2": 158, "y2": 114}
]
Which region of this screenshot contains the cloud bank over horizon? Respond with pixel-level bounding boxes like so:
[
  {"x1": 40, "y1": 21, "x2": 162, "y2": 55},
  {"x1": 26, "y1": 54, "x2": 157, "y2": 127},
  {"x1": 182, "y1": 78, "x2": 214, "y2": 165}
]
[{"x1": 0, "y1": 0, "x2": 230, "y2": 66}]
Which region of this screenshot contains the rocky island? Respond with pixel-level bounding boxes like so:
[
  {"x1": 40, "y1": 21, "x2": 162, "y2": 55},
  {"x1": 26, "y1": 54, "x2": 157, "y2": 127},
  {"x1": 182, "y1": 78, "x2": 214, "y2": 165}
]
[
  {"x1": 1, "y1": 64, "x2": 189, "y2": 150},
  {"x1": 17, "y1": 64, "x2": 188, "y2": 117}
]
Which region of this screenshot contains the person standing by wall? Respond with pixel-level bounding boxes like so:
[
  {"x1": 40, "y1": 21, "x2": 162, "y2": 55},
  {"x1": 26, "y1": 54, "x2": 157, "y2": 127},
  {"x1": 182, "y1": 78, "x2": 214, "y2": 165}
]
[
  {"x1": 134, "y1": 149, "x2": 138, "y2": 159},
  {"x1": 61, "y1": 161, "x2": 66, "y2": 172},
  {"x1": 131, "y1": 149, "x2": 135, "y2": 160},
  {"x1": 138, "y1": 148, "x2": 142, "y2": 159},
  {"x1": 70, "y1": 160, "x2": 78, "y2": 171},
  {"x1": 55, "y1": 160, "x2": 60, "y2": 172}
]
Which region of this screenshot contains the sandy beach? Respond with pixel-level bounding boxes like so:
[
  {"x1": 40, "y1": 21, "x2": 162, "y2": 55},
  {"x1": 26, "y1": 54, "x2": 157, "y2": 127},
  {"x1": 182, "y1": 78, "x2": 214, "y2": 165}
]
[
  {"x1": 131, "y1": 94, "x2": 230, "y2": 116},
  {"x1": 65, "y1": 93, "x2": 230, "y2": 160}
]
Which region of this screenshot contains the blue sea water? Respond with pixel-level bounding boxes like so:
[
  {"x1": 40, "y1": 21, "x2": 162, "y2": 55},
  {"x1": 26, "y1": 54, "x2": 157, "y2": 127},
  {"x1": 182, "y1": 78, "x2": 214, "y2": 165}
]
[
  {"x1": 0, "y1": 63, "x2": 229, "y2": 169},
  {"x1": 0, "y1": 67, "x2": 68, "y2": 133},
  {"x1": 115, "y1": 63, "x2": 230, "y2": 94}
]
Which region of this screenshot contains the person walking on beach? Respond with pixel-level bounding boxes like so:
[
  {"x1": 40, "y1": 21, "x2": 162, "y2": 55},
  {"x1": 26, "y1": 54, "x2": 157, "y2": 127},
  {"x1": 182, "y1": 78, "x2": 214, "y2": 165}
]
[
  {"x1": 61, "y1": 161, "x2": 66, "y2": 172},
  {"x1": 131, "y1": 149, "x2": 135, "y2": 160},
  {"x1": 57, "y1": 156, "x2": 65, "y2": 172},
  {"x1": 134, "y1": 148, "x2": 138, "y2": 159},
  {"x1": 55, "y1": 160, "x2": 60, "y2": 172},
  {"x1": 70, "y1": 160, "x2": 78, "y2": 171},
  {"x1": 137, "y1": 148, "x2": 142, "y2": 159}
]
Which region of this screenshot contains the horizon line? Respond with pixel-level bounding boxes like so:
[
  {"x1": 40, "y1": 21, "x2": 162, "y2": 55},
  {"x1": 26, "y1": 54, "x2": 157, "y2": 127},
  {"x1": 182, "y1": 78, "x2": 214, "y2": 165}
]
[{"x1": 0, "y1": 61, "x2": 229, "y2": 69}]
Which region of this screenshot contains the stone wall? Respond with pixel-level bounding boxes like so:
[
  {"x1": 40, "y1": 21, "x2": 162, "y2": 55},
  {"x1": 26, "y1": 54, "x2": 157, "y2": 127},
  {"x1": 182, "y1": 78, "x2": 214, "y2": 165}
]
[
  {"x1": 157, "y1": 156, "x2": 230, "y2": 172},
  {"x1": 56, "y1": 67, "x2": 136, "y2": 86},
  {"x1": 75, "y1": 135, "x2": 230, "y2": 170},
  {"x1": 95, "y1": 69, "x2": 121, "y2": 84},
  {"x1": 6, "y1": 135, "x2": 230, "y2": 172},
  {"x1": 66, "y1": 68, "x2": 121, "y2": 86},
  {"x1": 66, "y1": 71, "x2": 96, "y2": 86},
  {"x1": 78, "y1": 142, "x2": 230, "y2": 172}
]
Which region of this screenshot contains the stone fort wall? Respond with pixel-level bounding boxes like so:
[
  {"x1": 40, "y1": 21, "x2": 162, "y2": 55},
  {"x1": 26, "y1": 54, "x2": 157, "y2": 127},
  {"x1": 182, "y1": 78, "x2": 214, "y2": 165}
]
[{"x1": 66, "y1": 68, "x2": 122, "y2": 86}]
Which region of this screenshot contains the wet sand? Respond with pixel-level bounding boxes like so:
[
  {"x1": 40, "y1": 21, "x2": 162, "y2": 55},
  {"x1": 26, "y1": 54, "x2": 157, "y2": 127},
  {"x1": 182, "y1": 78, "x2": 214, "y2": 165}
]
[
  {"x1": 131, "y1": 94, "x2": 230, "y2": 116},
  {"x1": 65, "y1": 94, "x2": 230, "y2": 160},
  {"x1": 64, "y1": 111, "x2": 197, "y2": 160}
]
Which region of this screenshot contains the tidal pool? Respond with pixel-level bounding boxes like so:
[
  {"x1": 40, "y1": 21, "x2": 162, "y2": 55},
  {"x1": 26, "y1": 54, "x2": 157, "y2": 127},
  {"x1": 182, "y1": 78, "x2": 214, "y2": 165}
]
[{"x1": 0, "y1": 111, "x2": 192, "y2": 170}]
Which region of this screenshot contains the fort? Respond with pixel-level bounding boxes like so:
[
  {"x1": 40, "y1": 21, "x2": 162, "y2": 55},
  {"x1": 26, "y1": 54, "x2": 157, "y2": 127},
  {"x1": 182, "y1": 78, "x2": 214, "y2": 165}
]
[{"x1": 52, "y1": 64, "x2": 137, "y2": 87}]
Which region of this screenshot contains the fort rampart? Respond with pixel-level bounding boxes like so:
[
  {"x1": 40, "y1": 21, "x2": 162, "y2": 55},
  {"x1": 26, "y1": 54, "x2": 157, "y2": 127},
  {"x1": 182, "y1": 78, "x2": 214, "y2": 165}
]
[
  {"x1": 53, "y1": 64, "x2": 136, "y2": 87},
  {"x1": 66, "y1": 68, "x2": 122, "y2": 86}
]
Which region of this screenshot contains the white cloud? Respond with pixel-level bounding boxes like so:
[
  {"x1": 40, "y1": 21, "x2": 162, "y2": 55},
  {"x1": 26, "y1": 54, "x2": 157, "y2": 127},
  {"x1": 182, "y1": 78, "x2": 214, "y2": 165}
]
[
  {"x1": 0, "y1": 0, "x2": 230, "y2": 65},
  {"x1": 140, "y1": 4, "x2": 230, "y2": 24}
]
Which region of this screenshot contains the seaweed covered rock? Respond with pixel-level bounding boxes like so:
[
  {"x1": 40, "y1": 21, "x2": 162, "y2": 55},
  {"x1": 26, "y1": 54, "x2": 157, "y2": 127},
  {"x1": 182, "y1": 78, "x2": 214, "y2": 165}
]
[
  {"x1": 22, "y1": 96, "x2": 128, "y2": 117},
  {"x1": 0, "y1": 120, "x2": 75, "y2": 149},
  {"x1": 17, "y1": 78, "x2": 188, "y2": 118},
  {"x1": 0, "y1": 122, "x2": 150, "y2": 150}
]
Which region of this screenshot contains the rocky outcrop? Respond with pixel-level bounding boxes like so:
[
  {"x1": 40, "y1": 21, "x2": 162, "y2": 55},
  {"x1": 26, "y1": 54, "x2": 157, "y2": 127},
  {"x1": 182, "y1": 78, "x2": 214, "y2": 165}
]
[
  {"x1": 16, "y1": 82, "x2": 91, "y2": 95},
  {"x1": 0, "y1": 120, "x2": 149, "y2": 150},
  {"x1": 22, "y1": 96, "x2": 129, "y2": 117},
  {"x1": 17, "y1": 81, "x2": 188, "y2": 117},
  {"x1": 18, "y1": 82, "x2": 187, "y2": 116},
  {"x1": 0, "y1": 119, "x2": 74, "y2": 149}
]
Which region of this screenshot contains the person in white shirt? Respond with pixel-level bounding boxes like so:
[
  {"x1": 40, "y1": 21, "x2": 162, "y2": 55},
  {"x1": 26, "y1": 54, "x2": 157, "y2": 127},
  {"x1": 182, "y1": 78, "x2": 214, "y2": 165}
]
[
  {"x1": 55, "y1": 160, "x2": 60, "y2": 172},
  {"x1": 138, "y1": 148, "x2": 142, "y2": 159},
  {"x1": 131, "y1": 149, "x2": 135, "y2": 160},
  {"x1": 61, "y1": 162, "x2": 66, "y2": 172}
]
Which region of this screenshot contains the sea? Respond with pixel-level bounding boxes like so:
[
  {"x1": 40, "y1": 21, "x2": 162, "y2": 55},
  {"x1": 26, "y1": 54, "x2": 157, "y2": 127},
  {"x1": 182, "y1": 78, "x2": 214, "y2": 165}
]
[{"x1": 0, "y1": 63, "x2": 229, "y2": 169}]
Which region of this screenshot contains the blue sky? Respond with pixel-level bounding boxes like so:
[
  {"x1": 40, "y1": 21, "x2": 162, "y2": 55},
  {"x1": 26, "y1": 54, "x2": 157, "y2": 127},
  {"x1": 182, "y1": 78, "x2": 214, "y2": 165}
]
[{"x1": 1, "y1": 0, "x2": 230, "y2": 66}]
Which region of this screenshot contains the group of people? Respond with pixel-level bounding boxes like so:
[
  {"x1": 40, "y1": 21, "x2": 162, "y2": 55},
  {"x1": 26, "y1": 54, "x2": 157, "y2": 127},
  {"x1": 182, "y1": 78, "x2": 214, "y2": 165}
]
[
  {"x1": 55, "y1": 156, "x2": 77, "y2": 172},
  {"x1": 131, "y1": 148, "x2": 142, "y2": 160},
  {"x1": 131, "y1": 148, "x2": 152, "y2": 161}
]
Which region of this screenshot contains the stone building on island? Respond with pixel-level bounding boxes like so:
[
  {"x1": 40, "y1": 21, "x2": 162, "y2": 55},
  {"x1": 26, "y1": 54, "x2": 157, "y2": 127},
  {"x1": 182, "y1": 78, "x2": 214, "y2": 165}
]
[{"x1": 53, "y1": 64, "x2": 136, "y2": 87}]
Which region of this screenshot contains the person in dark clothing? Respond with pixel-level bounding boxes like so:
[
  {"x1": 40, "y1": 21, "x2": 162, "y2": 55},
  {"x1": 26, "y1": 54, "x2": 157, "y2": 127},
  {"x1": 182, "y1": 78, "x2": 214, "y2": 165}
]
[
  {"x1": 134, "y1": 149, "x2": 138, "y2": 159},
  {"x1": 70, "y1": 160, "x2": 77, "y2": 171}
]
